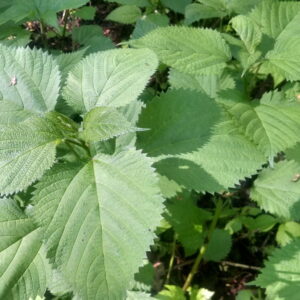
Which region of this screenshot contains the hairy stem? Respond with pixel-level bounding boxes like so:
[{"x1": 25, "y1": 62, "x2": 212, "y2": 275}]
[{"x1": 182, "y1": 198, "x2": 223, "y2": 291}]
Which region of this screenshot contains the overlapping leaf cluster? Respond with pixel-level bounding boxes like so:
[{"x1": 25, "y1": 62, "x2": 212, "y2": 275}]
[{"x1": 1, "y1": 0, "x2": 300, "y2": 299}]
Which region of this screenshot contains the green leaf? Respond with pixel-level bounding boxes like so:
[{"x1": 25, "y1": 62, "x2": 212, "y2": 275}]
[
  {"x1": 184, "y1": 3, "x2": 226, "y2": 25},
  {"x1": 48, "y1": 269, "x2": 73, "y2": 297},
  {"x1": 63, "y1": 48, "x2": 158, "y2": 113},
  {"x1": 55, "y1": 48, "x2": 87, "y2": 84},
  {"x1": 0, "y1": 22, "x2": 31, "y2": 47},
  {"x1": 132, "y1": 14, "x2": 169, "y2": 39},
  {"x1": 72, "y1": 25, "x2": 115, "y2": 55},
  {"x1": 137, "y1": 89, "x2": 221, "y2": 156},
  {"x1": 249, "y1": 0, "x2": 300, "y2": 40},
  {"x1": 127, "y1": 291, "x2": 154, "y2": 300},
  {"x1": 236, "y1": 290, "x2": 255, "y2": 300},
  {"x1": 0, "y1": 99, "x2": 34, "y2": 128},
  {"x1": 165, "y1": 198, "x2": 211, "y2": 255},
  {"x1": 81, "y1": 106, "x2": 138, "y2": 142},
  {"x1": 218, "y1": 90, "x2": 300, "y2": 157},
  {"x1": 32, "y1": 149, "x2": 163, "y2": 299},
  {"x1": 0, "y1": 198, "x2": 50, "y2": 299},
  {"x1": 0, "y1": 0, "x2": 90, "y2": 25},
  {"x1": 74, "y1": 6, "x2": 96, "y2": 20},
  {"x1": 105, "y1": 0, "x2": 150, "y2": 7},
  {"x1": 130, "y1": 26, "x2": 231, "y2": 76},
  {"x1": 106, "y1": 5, "x2": 142, "y2": 24},
  {"x1": 156, "y1": 285, "x2": 185, "y2": 300},
  {"x1": 231, "y1": 15, "x2": 262, "y2": 55},
  {"x1": 0, "y1": 45, "x2": 60, "y2": 117},
  {"x1": 204, "y1": 229, "x2": 231, "y2": 262},
  {"x1": 227, "y1": 0, "x2": 261, "y2": 14},
  {"x1": 276, "y1": 222, "x2": 300, "y2": 247},
  {"x1": 265, "y1": 12, "x2": 300, "y2": 81},
  {"x1": 161, "y1": 0, "x2": 192, "y2": 14},
  {"x1": 286, "y1": 142, "x2": 300, "y2": 164},
  {"x1": 189, "y1": 288, "x2": 214, "y2": 300},
  {"x1": 0, "y1": 113, "x2": 77, "y2": 195},
  {"x1": 198, "y1": 0, "x2": 228, "y2": 12},
  {"x1": 251, "y1": 160, "x2": 300, "y2": 221},
  {"x1": 131, "y1": 262, "x2": 155, "y2": 292},
  {"x1": 240, "y1": 215, "x2": 277, "y2": 232},
  {"x1": 155, "y1": 113, "x2": 266, "y2": 195},
  {"x1": 253, "y1": 238, "x2": 300, "y2": 300},
  {"x1": 169, "y1": 68, "x2": 235, "y2": 98},
  {"x1": 115, "y1": 100, "x2": 144, "y2": 152}
]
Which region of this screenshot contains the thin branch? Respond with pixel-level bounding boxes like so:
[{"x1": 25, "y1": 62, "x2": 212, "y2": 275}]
[
  {"x1": 166, "y1": 234, "x2": 177, "y2": 283},
  {"x1": 221, "y1": 261, "x2": 260, "y2": 271}
]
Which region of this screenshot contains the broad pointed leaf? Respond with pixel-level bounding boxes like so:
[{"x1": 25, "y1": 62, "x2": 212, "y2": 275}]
[
  {"x1": 184, "y1": 3, "x2": 226, "y2": 25},
  {"x1": 0, "y1": 113, "x2": 77, "y2": 195},
  {"x1": 249, "y1": 0, "x2": 300, "y2": 40},
  {"x1": 0, "y1": 198, "x2": 50, "y2": 299},
  {"x1": 115, "y1": 100, "x2": 144, "y2": 152},
  {"x1": 63, "y1": 48, "x2": 158, "y2": 113},
  {"x1": 253, "y1": 238, "x2": 300, "y2": 300},
  {"x1": 32, "y1": 149, "x2": 163, "y2": 299},
  {"x1": 81, "y1": 106, "x2": 138, "y2": 142},
  {"x1": 154, "y1": 112, "x2": 266, "y2": 196},
  {"x1": 203, "y1": 229, "x2": 231, "y2": 262},
  {"x1": 137, "y1": 89, "x2": 265, "y2": 195},
  {"x1": 0, "y1": 45, "x2": 60, "y2": 124},
  {"x1": 168, "y1": 68, "x2": 235, "y2": 98},
  {"x1": 72, "y1": 25, "x2": 115, "y2": 55},
  {"x1": 265, "y1": 12, "x2": 300, "y2": 81},
  {"x1": 55, "y1": 48, "x2": 87, "y2": 84},
  {"x1": 251, "y1": 160, "x2": 300, "y2": 221},
  {"x1": 137, "y1": 89, "x2": 221, "y2": 156},
  {"x1": 218, "y1": 91, "x2": 300, "y2": 157},
  {"x1": 130, "y1": 26, "x2": 231, "y2": 75},
  {"x1": 231, "y1": 15, "x2": 262, "y2": 55},
  {"x1": 165, "y1": 198, "x2": 211, "y2": 256},
  {"x1": 106, "y1": 5, "x2": 142, "y2": 24}
]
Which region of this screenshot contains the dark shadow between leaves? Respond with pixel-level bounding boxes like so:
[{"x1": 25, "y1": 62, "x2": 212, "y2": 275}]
[{"x1": 154, "y1": 157, "x2": 224, "y2": 193}]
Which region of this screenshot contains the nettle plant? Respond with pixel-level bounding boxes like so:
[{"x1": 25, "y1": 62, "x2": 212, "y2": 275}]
[{"x1": 1, "y1": 0, "x2": 300, "y2": 299}]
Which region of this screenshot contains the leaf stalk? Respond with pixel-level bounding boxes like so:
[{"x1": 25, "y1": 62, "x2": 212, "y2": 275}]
[{"x1": 182, "y1": 198, "x2": 223, "y2": 291}]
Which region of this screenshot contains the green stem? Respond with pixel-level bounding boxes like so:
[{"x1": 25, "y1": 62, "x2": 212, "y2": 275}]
[
  {"x1": 182, "y1": 198, "x2": 223, "y2": 291},
  {"x1": 65, "y1": 138, "x2": 92, "y2": 157},
  {"x1": 166, "y1": 234, "x2": 177, "y2": 284},
  {"x1": 39, "y1": 20, "x2": 48, "y2": 48},
  {"x1": 65, "y1": 141, "x2": 82, "y2": 160},
  {"x1": 62, "y1": 10, "x2": 70, "y2": 38}
]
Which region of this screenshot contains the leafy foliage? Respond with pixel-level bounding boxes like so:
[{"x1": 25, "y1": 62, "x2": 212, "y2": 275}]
[
  {"x1": 1, "y1": 0, "x2": 300, "y2": 298},
  {"x1": 253, "y1": 238, "x2": 300, "y2": 300}
]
